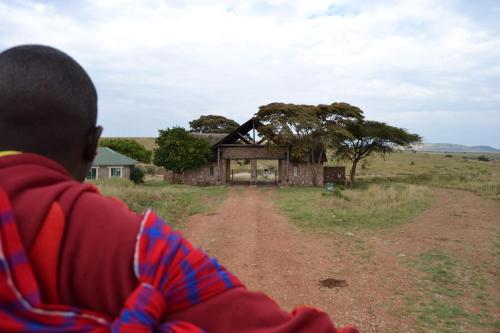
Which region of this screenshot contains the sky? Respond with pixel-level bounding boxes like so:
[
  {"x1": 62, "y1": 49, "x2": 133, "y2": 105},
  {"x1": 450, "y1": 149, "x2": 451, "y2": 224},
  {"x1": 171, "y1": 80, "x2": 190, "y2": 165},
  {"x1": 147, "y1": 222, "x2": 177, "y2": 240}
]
[{"x1": 1, "y1": 0, "x2": 499, "y2": 147}]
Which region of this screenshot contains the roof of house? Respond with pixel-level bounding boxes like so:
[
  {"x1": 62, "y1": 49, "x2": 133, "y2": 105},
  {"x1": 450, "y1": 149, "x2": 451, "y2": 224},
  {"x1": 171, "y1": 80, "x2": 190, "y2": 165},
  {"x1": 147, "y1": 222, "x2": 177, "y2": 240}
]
[
  {"x1": 190, "y1": 133, "x2": 229, "y2": 146},
  {"x1": 92, "y1": 147, "x2": 138, "y2": 166}
]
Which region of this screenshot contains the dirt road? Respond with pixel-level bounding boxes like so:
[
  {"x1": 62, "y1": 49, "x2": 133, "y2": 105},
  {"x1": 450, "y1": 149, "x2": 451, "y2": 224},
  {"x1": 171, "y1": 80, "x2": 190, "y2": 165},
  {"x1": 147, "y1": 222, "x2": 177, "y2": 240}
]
[{"x1": 183, "y1": 187, "x2": 500, "y2": 332}]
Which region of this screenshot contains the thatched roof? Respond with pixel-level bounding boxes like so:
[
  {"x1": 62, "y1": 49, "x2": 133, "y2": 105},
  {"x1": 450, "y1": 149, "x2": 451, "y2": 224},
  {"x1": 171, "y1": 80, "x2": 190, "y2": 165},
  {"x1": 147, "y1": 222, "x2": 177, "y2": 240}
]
[{"x1": 191, "y1": 133, "x2": 229, "y2": 146}]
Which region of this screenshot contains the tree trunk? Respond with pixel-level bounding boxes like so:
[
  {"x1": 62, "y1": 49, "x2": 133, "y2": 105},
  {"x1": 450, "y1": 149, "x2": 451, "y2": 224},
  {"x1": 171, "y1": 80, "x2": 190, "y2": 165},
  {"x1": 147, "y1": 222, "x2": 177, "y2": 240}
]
[
  {"x1": 307, "y1": 160, "x2": 319, "y2": 187},
  {"x1": 350, "y1": 159, "x2": 359, "y2": 183},
  {"x1": 309, "y1": 149, "x2": 325, "y2": 187},
  {"x1": 313, "y1": 150, "x2": 324, "y2": 187},
  {"x1": 311, "y1": 164, "x2": 317, "y2": 186}
]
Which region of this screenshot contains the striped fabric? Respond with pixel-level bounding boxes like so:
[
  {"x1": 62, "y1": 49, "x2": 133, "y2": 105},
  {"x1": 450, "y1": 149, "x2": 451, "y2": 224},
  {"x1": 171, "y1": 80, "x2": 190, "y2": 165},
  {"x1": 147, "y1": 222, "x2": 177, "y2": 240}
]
[{"x1": 0, "y1": 188, "x2": 241, "y2": 332}]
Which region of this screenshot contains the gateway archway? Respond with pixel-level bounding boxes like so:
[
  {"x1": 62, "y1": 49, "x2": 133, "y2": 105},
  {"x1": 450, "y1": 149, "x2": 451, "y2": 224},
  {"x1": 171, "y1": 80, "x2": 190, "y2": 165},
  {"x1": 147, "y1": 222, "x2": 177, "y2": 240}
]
[{"x1": 166, "y1": 118, "x2": 328, "y2": 186}]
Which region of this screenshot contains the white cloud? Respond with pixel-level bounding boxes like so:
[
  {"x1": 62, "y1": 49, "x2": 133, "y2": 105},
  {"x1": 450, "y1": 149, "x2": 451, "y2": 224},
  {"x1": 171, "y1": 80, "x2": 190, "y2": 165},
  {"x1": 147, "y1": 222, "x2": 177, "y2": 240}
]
[{"x1": 0, "y1": 0, "x2": 499, "y2": 146}]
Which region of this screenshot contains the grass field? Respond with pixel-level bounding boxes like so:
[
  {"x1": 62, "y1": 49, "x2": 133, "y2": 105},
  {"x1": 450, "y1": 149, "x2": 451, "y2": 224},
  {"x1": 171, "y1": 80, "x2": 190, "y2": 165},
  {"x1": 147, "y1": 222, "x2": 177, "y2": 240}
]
[
  {"x1": 93, "y1": 178, "x2": 227, "y2": 227},
  {"x1": 274, "y1": 183, "x2": 434, "y2": 231},
  {"x1": 331, "y1": 151, "x2": 500, "y2": 201},
  {"x1": 274, "y1": 150, "x2": 500, "y2": 232}
]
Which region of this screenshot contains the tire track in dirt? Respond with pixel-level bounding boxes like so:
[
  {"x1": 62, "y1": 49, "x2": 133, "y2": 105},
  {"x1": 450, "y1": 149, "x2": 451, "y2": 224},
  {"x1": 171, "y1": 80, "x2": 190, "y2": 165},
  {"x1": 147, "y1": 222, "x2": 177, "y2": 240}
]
[{"x1": 183, "y1": 186, "x2": 500, "y2": 332}]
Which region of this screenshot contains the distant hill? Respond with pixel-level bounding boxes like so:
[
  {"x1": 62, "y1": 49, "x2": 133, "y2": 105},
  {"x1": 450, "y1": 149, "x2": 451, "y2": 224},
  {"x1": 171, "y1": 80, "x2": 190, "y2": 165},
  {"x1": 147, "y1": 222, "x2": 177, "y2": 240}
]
[
  {"x1": 412, "y1": 143, "x2": 500, "y2": 153},
  {"x1": 102, "y1": 137, "x2": 157, "y2": 150}
]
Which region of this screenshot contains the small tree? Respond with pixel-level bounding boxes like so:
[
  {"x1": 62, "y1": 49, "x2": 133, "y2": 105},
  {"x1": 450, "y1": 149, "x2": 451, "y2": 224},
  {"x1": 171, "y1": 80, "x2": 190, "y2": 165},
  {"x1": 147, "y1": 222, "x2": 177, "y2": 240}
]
[
  {"x1": 153, "y1": 127, "x2": 212, "y2": 180},
  {"x1": 335, "y1": 120, "x2": 421, "y2": 183},
  {"x1": 99, "y1": 138, "x2": 152, "y2": 163},
  {"x1": 189, "y1": 115, "x2": 240, "y2": 133},
  {"x1": 130, "y1": 166, "x2": 145, "y2": 184},
  {"x1": 256, "y1": 102, "x2": 364, "y2": 186}
]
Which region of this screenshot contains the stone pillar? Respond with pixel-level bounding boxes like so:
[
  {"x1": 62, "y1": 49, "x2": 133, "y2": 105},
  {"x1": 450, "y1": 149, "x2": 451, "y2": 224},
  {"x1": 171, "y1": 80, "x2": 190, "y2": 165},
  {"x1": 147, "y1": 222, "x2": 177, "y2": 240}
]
[
  {"x1": 250, "y1": 159, "x2": 257, "y2": 185},
  {"x1": 225, "y1": 159, "x2": 231, "y2": 182},
  {"x1": 217, "y1": 147, "x2": 221, "y2": 182}
]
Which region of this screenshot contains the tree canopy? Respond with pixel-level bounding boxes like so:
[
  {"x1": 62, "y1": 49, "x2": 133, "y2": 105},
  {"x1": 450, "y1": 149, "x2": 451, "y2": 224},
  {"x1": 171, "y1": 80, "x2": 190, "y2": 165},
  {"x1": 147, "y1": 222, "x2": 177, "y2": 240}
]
[
  {"x1": 256, "y1": 102, "x2": 364, "y2": 185},
  {"x1": 189, "y1": 115, "x2": 240, "y2": 133},
  {"x1": 335, "y1": 120, "x2": 422, "y2": 182},
  {"x1": 99, "y1": 138, "x2": 152, "y2": 163},
  {"x1": 153, "y1": 127, "x2": 212, "y2": 175}
]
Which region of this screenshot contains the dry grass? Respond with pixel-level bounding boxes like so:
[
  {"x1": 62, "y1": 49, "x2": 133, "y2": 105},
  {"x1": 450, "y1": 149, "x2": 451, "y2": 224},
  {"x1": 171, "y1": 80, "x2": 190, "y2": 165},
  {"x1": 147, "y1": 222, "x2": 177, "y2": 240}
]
[
  {"x1": 92, "y1": 178, "x2": 227, "y2": 227},
  {"x1": 274, "y1": 183, "x2": 434, "y2": 231},
  {"x1": 328, "y1": 151, "x2": 500, "y2": 201}
]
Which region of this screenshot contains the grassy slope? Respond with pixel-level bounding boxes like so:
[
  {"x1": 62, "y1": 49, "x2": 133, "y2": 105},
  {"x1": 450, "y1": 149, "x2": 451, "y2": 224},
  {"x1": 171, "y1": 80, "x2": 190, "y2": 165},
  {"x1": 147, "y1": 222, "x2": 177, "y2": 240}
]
[
  {"x1": 335, "y1": 151, "x2": 500, "y2": 201},
  {"x1": 102, "y1": 137, "x2": 157, "y2": 150},
  {"x1": 93, "y1": 179, "x2": 227, "y2": 228}
]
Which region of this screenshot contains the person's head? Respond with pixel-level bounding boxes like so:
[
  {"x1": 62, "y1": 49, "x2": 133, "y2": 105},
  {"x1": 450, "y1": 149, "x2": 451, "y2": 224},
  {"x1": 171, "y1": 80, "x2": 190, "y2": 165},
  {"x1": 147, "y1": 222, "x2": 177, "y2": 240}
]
[{"x1": 0, "y1": 45, "x2": 102, "y2": 182}]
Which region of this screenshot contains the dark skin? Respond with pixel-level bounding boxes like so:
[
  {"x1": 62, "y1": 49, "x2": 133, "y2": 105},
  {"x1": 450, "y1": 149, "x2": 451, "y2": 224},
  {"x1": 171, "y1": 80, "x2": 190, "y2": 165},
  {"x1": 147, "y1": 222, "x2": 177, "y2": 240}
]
[
  {"x1": 0, "y1": 126, "x2": 103, "y2": 182},
  {"x1": 0, "y1": 125, "x2": 102, "y2": 182},
  {"x1": 0, "y1": 45, "x2": 102, "y2": 182},
  {"x1": 64, "y1": 125, "x2": 103, "y2": 182}
]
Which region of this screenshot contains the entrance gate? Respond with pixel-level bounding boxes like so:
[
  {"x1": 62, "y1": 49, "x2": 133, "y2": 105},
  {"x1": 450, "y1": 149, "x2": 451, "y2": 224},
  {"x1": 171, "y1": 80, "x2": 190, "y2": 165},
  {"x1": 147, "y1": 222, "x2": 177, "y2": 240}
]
[{"x1": 210, "y1": 118, "x2": 292, "y2": 186}]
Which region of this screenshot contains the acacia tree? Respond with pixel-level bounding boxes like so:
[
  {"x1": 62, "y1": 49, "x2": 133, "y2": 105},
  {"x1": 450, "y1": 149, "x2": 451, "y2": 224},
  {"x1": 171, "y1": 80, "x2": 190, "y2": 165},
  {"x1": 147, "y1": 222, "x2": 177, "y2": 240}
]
[
  {"x1": 153, "y1": 127, "x2": 212, "y2": 181},
  {"x1": 256, "y1": 102, "x2": 364, "y2": 186},
  {"x1": 99, "y1": 138, "x2": 152, "y2": 163},
  {"x1": 335, "y1": 120, "x2": 421, "y2": 182},
  {"x1": 189, "y1": 115, "x2": 240, "y2": 133}
]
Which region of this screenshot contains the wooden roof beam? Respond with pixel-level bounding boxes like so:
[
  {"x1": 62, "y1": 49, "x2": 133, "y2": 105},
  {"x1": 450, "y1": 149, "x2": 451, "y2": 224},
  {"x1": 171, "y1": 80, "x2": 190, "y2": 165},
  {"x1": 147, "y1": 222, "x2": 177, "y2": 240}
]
[{"x1": 237, "y1": 132, "x2": 253, "y2": 144}]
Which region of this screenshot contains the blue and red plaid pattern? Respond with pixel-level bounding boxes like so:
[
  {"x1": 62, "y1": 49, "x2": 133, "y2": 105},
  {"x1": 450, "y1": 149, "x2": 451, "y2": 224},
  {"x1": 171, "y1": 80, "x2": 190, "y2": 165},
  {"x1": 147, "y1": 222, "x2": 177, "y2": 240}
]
[{"x1": 0, "y1": 188, "x2": 241, "y2": 332}]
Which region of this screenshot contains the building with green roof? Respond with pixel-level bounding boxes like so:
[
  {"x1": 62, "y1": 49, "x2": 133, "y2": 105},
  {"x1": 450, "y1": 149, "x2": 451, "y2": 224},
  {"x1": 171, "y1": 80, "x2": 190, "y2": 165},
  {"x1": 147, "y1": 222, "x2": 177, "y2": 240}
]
[{"x1": 86, "y1": 147, "x2": 138, "y2": 180}]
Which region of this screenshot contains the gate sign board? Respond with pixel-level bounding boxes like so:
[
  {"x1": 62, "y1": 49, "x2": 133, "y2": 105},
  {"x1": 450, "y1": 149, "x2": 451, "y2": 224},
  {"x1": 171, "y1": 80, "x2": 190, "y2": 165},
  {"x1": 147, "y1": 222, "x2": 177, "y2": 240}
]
[
  {"x1": 325, "y1": 182, "x2": 335, "y2": 192},
  {"x1": 323, "y1": 166, "x2": 346, "y2": 184}
]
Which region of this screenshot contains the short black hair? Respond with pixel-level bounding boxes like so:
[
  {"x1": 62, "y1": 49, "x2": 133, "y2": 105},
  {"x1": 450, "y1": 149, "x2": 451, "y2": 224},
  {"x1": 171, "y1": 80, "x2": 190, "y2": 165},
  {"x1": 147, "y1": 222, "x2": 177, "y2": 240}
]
[{"x1": 0, "y1": 44, "x2": 97, "y2": 155}]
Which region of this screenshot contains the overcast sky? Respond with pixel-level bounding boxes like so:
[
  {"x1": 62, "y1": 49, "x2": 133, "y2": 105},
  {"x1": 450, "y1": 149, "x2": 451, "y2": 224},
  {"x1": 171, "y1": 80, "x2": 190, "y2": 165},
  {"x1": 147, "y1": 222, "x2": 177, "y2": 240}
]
[{"x1": 1, "y1": 0, "x2": 499, "y2": 147}]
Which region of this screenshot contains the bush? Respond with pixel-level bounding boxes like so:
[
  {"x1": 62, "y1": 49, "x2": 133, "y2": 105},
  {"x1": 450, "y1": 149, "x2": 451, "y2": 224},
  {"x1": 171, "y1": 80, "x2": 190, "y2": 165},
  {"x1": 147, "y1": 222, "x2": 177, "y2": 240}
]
[
  {"x1": 130, "y1": 166, "x2": 145, "y2": 184},
  {"x1": 477, "y1": 155, "x2": 490, "y2": 162}
]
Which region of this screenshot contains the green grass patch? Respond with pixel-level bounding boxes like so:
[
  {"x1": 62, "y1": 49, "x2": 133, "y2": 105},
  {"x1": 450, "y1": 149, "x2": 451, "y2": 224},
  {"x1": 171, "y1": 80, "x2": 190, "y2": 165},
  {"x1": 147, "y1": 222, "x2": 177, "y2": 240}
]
[
  {"x1": 407, "y1": 251, "x2": 463, "y2": 297},
  {"x1": 404, "y1": 250, "x2": 500, "y2": 332},
  {"x1": 274, "y1": 183, "x2": 434, "y2": 231},
  {"x1": 92, "y1": 178, "x2": 227, "y2": 227}
]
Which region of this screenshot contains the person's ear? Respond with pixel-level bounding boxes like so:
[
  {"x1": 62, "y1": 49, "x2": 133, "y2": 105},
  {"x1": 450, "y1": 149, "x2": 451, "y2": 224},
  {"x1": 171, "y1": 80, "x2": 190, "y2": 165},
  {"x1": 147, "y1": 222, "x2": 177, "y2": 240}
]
[{"x1": 84, "y1": 125, "x2": 103, "y2": 162}]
